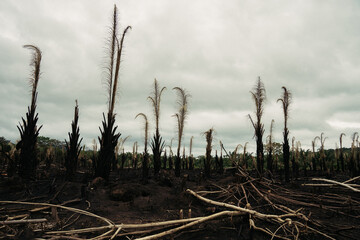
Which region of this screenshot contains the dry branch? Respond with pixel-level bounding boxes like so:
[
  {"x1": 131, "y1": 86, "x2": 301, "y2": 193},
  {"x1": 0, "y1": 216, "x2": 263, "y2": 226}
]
[
  {"x1": 311, "y1": 178, "x2": 360, "y2": 192},
  {"x1": 0, "y1": 218, "x2": 47, "y2": 225},
  {"x1": 135, "y1": 211, "x2": 242, "y2": 240}
]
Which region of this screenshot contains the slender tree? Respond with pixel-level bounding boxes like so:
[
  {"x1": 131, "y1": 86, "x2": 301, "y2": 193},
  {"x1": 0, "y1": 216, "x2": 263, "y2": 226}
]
[
  {"x1": 350, "y1": 132, "x2": 358, "y2": 177},
  {"x1": 203, "y1": 128, "x2": 214, "y2": 178},
  {"x1": 95, "y1": 5, "x2": 131, "y2": 180},
  {"x1": 266, "y1": 119, "x2": 275, "y2": 173},
  {"x1": 117, "y1": 136, "x2": 130, "y2": 169},
  {"x1": 168, "y1": 138, "x2": 174, "y2": 169},
  {"x1": 339, "y1": 133, "x2": 346, "y2": 172},
  {"x1": 163, "y1": 149, "x2": 167, "y2": 169},
  {"x1": 132, "y1": 141, "x2": 138, "y2": 169},
  {"x1": 189, "y1": 136, "x2": 194, "y2": 170},
  {"x1": 219, "y1": 141, "x2": 224, "y2": 170},
  {"x1": 182, "y1": 145, "x2": 186, "y2": 169},
  {"x1": 173, "y1": 87, "x2": 190, "y2": 177},
  {"x1": 242, "y1": 142, "x2": 249, "y2": 169},
  {"x1": 277, "y1": 86, "x2": 292, "y2": 182},
  {"x1": 291, "y1": 137, "x2": 296, "y2": 179},
  {"x1": 17, "y1": 45, "x2": 43, "y2": 179},
  {"x1": 248, "y1": 77, "x2": 266, "y2": 176},
  {"x1": 65, "y1": 100, "x2": 83, "y2": 179},
  {"x1": 148, "y1": 79, "x2": 166, "y2": 176},
  {"x1": 311, "y1": 137, "x2": 318, "y2": 171},
  {"x1": 135, "y1": 113, "x2": 149, "y2": 181},
  {"x1": 316, "y1": 133, "x2": 327, "y2": 171}
]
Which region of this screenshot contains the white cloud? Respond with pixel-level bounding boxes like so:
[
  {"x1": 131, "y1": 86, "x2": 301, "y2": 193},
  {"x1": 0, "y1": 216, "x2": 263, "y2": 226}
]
[{"x1": 1, "y1": 0, "x2": 360, "y2": 156}]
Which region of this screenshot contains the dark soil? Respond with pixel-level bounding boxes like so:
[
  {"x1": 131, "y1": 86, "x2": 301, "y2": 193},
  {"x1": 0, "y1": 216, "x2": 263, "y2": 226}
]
[{"x1": 0, "y1": 167, "x2": 359, "y2": 239}]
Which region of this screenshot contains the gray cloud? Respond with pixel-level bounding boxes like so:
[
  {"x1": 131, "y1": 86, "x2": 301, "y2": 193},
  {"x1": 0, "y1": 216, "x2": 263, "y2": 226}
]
[{"x1": 1, "y1": 0, "x2": 360, "y2": 156}]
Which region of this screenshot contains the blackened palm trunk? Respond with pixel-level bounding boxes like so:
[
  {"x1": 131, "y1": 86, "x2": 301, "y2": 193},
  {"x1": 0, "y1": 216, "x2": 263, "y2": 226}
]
[
  {"x1": 169, "y1": 155, "x2": 173, "y2": 170},
  {"x1": 189, "y1": 156, "x2": 193, "y2": 170},
  {"x1": 175, "y1": 155, "x2": 181, "y2": 176},
  {"x1": 142, "y1": 153, "x2": 149, "y2": 181},
  {"x1": 267, "y1": 148, "x2": 273, "y2": 173},
  {"x1": 163, "y1": 150, "x2": 167, "y2": 169},
  {"x1": 256, "y1": 131, "x2": 264, "y2": 175},
  {"x1": 312, "y1": 156, "x2": 317, "y2": 172},
  {"x1": 65, "y1": 101, "x2": 83, "y2": 179},
  {"x1": 17, "y1": 107, "x2": 41, "y2": 179},
  {"x1": 151, "y1": 132, "x2": 164, "y2": 176},
  {"x1": 17, "y1": 45, "x2": 43, "y2": 180},
  {"x1": 283, "y1": 138, "x2": 290, "y2": 182}
]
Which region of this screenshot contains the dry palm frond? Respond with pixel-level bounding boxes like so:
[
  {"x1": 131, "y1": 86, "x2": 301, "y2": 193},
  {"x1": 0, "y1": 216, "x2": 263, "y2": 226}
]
[
  {"x1": 24, "y1": 45, "x2": 42, "y2": 110},
  {"x1": 104, "y1": 5, "x2": 131, "y2": 116},
  {"x1": 136, "y1": 113, "x2": 149, "y2": 180},
  {"x1": 109, "y1": 26, "x2": 131, "y2": 116},
  {"x1": 189, "y1": 136, "x2": 194, "y2": 157},
  {"x1": 148, "y1": 79, "x2": 166, "y2": 134},
  {"x1": 277, "y1": 87, "x2": 292, "y2": 133},
  {"x1": 340, "y1": 133, "x2": 346, "y2": 149},
  {"x1": 148, "y1": 79, "x2": 166, "y2": 175},
  {"x1": 173, "y1": 87, "x2": 190, "y2": 153},
  {"x1": 173, "y1": 87, "x2": 190, "y2": 176}
]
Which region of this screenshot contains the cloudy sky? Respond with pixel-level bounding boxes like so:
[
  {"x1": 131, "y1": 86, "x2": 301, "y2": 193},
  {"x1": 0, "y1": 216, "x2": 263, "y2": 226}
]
[{"x1": 1, "y1": 0, "x2": 360, "y2": 156}]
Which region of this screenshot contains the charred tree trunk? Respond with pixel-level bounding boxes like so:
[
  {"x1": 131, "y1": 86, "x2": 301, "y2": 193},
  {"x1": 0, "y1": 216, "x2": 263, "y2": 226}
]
[{"x1": 65, "y1": 100, "x2": 83, "y2": 180}]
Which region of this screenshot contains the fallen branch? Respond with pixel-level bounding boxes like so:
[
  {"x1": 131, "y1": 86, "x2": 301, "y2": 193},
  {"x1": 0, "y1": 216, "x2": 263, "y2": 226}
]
[
  {"x1": 0, "y1": 218, "x2": 47, "y2": 225},
  {"x1": 46, "y1": 216, "x2": 204, "y2": 235},
  {"x1": 312, "y1": 178, "x2": 360, "y2": 192},
  {"x1": 135, "y1": 211, "x2": 242, "y2": 240}
]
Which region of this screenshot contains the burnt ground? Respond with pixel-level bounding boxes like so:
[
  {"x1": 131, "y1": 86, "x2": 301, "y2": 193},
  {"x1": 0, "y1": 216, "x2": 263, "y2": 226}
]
[{"x1": 0, "y1": 167, "x2": 359, "y2": 239}]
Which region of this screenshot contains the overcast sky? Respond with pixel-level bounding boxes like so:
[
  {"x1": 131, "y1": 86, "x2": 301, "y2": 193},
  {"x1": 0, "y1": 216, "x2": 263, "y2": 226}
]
[{"x1": 1, "y1": 0, "x2": 360, "y2": 156}]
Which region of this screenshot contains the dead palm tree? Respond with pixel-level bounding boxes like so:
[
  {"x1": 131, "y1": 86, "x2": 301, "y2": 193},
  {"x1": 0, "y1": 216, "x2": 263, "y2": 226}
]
[
  {"x1": 189, "y1": 136, "x2": 194, "y2": 170},
  {"x1": 96, "y1": 5, "x2": 131, "y2": 180},
  {"x1": 219, "y1": 141, "x2": 224, "y2": 171},
  {"x1": 135, "y1": 113, "x2": 149, "y2": 181},
  {"x1": 173, "y1": 87, "x2": 190, "y2": 177},
  {"x1": 248, "y1": 77, "x2": 266, "y2": 176},
  {"x1": 277, "y1": 86, "x2": 292, "y2": 182},
  {"x1": 311, "y1": 137, "x2": 318, "y2": 171},
  {"x1": 132, "y1": 141, "x2": 138, "y2": 169},
  {"x1": 291, "y1": 137, "x2": 296, "y2": 179},
  {"x1": 203, "y1": 128, "x2": 214, "y2": 178},
  {"x1": 168, "y1": 138, "x2": 174, "y2": 169},
  {"x1": 148, "y1": 79, "x2": 166, "y2": 176},
  {"x1": 339, "y1": 133, "x2": 346, "y2": 172},
  {"x1": 266, "y1": 119, "x2": 275, "y2": 173},
  {"x1": 17, "y1": 45, "x2": 43, "y2": 179},
  {"x1": 316, "y1": 133, "x2": 327, "y2": 171},
  {"x1": 242, "y1": 142, "x2": 249, "y2": 169},
  {"x1": 350, "y1": 132, "x2": 358, "y2": 177},
  {"x1": 117, "y1": 136, "x2": 130, "y2": 169},
  {"x1": 65, "y1": 100, "x2": 83, "y2": 179}
]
